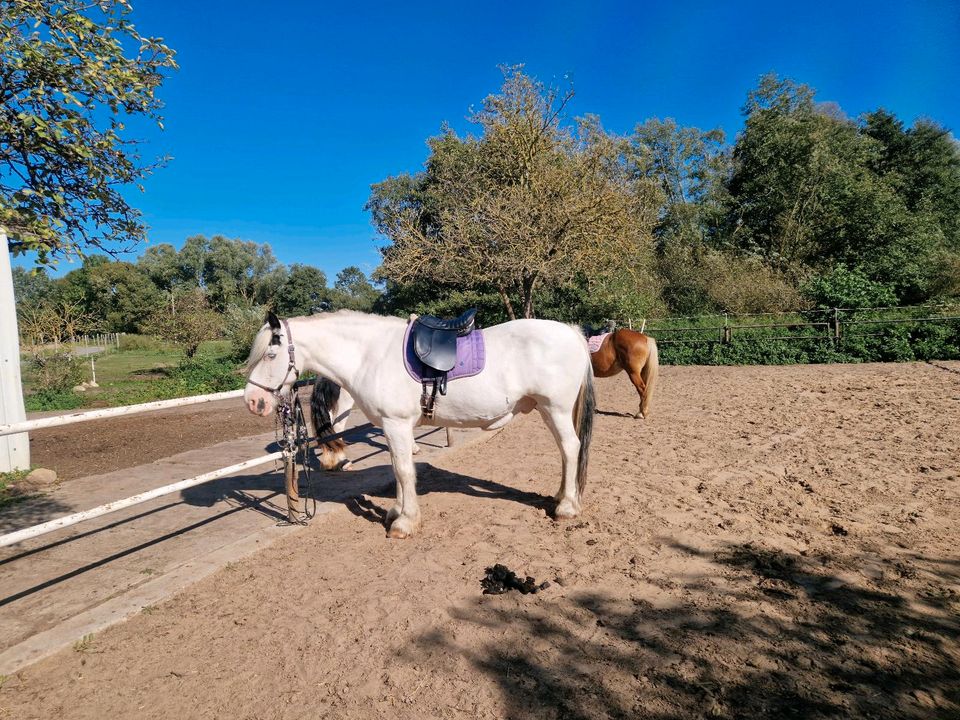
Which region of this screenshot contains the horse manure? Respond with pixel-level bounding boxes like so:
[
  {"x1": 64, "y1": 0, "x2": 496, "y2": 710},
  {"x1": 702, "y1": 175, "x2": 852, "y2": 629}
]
[{"x1": 481, "y1": 564, "x2": 550, "y2": 595}]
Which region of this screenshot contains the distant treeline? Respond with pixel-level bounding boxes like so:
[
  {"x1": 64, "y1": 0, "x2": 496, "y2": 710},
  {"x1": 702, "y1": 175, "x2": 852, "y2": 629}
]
[
  {"x1": 368, "y1": 70, "x2": 960, "y2": 326},
  {"x1": 13, "y1": 71, "x2": 960, "y2": 358},
  {"x1": 12, "y1": 235, "x2": 378, "y2": 356}
]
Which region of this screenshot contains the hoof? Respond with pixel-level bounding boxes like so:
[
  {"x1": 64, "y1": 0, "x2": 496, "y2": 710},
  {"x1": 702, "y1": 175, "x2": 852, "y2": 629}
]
[
  {"x1": 340, "y1": 460, "x2": 356, "y2": 471},
  {"x1": 386, "y1": 515, "x2": 419, "y2": 539},
  {"x1": 412, "y1": 443, "x2": 421, "y2": 455},
  {"x1": 554, "y1": 498, "x2": 581, "y2": 520}
]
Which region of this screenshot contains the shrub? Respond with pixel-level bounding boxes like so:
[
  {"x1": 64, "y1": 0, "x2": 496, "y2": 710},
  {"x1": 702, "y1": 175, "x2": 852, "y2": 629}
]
[
  {"x1": 168, "y1": 357, "x2": 245, "y2": 394},
  {"x1": 118, "y1": 334, "x2": 168, "y2": 351},
  {"x1": 223, "y1": 304, "x2": 268, "y2": 361},
  {"x1": 803, "y1": 265, "x2": 898, "y2": 309},
  {"x1": 658, "y1": 243, "x2": 803, "y2": 315},
  {"x1": 24, "y1": 389, "x2": 85, "y2": 411},
  {"x1": 27, "y1": 352, "x2": 85, "y2": 392}
]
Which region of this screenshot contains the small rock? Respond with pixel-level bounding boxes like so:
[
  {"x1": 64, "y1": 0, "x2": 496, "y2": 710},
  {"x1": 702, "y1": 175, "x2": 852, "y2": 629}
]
[
  {"x1": 72, "y1": 385, "x2": 87, "y2": 393},
  {"x1": 25, "y1": 468, "x2": 58, "y2": 486},
  {"x1": 795, "y1": 656, "x2": 815, "y2": 670},
  {"x1": 745, "y1": 653, "x2": 778, "y2": 671}
]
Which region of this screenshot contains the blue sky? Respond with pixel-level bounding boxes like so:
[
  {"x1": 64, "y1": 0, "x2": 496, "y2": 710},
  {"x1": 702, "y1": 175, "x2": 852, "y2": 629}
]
[{"x1": 18, "y1": 0, "x2": 960, "y2": 280}]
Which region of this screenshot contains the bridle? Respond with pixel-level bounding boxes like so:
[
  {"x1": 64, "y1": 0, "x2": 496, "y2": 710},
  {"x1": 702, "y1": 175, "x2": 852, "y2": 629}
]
[{"x1": 246, "y1": 318, "x2": 300, "y2": 396}]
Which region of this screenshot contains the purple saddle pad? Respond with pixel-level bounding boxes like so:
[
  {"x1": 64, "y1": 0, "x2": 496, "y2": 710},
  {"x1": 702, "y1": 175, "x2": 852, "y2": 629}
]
[{"x1": 403, "y1": 322, "x2": 486, "y2": 383}]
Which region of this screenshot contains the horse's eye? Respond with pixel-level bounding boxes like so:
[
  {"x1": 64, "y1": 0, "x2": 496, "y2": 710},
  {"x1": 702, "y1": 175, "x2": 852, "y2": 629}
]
[{"x1": 267, "y1": 348, "x2": 278, "y2": 359}]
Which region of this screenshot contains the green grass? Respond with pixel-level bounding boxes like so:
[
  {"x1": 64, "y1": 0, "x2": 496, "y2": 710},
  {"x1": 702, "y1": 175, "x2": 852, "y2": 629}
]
[
  {"x1": 0, "y1": 469, "x2": 34, "y2": 511},
  {"x1": 20, "y1": 337, "x2": 243, "y2": 411}
]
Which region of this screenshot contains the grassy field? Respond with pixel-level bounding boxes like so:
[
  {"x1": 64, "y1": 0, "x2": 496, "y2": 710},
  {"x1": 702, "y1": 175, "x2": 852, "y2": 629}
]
[{"x1": 20, "y1": 338, "x2": 241, "y2": 411}]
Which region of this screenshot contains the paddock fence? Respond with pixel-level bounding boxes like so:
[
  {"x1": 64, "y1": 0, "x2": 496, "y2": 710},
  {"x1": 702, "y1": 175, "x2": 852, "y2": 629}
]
[{"x1": 608, "y1": 303, "x2": 960, "y2": 348}]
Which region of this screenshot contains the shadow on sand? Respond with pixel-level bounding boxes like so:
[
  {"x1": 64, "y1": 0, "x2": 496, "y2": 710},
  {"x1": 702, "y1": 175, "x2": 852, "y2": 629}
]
[{"x1": 401, "y1": 542, "x2": 960, "y2": 719}]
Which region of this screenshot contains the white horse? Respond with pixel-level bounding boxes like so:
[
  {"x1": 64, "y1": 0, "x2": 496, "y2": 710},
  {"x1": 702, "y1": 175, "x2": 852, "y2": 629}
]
[{"x1": 244, "y1": 310, "x2": 595, "y2": 538}]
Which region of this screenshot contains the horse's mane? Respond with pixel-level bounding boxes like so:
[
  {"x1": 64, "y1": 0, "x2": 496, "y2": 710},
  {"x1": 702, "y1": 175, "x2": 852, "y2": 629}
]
[{"x1": 246, "y1": 324, "x2": 273, "y2": 373}]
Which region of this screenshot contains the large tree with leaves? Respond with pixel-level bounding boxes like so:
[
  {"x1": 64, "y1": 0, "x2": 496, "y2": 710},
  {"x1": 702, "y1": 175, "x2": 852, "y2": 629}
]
[
  {"x1": 726, "y1": 74, "x2": 954, "y2": 302},
  {"x1": 370, "y1": 67, "x2": 662, "y2": 319},
  {"x1": 1, "y1": 0, "x2": 176, "y2": 264},
  {"x1": 628, "y1": 118, "x2": 729, "y2": 249}
]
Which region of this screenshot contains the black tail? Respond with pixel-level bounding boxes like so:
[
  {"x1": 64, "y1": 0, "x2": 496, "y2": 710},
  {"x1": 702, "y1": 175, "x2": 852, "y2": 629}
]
[
  {"x1": 310, "y1": 377, "x2": 342, "y2": 437},
  {"x1": 574, "y1": 366, "x2": 595, "y2": 496}
]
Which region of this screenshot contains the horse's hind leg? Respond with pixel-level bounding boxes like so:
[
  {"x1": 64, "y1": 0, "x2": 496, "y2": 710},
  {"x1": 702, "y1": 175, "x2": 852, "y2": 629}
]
[
  {"x1": 626, "y1": 365, "x2": 647, "y2": 419},
  {"x1": 382, "y1": 418, "x2": 421, "y2": 538},
  {"x1": 537, "y1": 404, "x2": 582, "y2": 519}
]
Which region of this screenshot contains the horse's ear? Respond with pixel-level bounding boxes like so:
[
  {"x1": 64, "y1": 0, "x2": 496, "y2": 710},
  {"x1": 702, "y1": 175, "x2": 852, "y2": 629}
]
[{"x1": 266, "y1": 311, "x2": 281, "y2": 331}]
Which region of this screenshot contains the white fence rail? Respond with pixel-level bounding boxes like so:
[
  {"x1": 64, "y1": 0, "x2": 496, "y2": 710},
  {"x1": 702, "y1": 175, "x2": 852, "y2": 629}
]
[
  {"x1": 0, "y1": 451, "x2": 282, "y2": 548},
  {"x1": 0, "y1": 389, "x2": 244, "y2": 438},
  {"x1": 0, "y1": 386, "x2": 316, "y2": 548}
]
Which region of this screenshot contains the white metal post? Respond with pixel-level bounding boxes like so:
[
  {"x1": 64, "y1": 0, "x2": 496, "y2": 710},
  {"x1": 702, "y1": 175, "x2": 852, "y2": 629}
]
[{"x1": 0, "y1": 229, "x2": 30, "y2": 472}]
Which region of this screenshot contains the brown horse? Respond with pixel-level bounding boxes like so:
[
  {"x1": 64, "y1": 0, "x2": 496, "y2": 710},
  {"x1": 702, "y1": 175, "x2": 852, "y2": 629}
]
[{"x1": 589, "y1": 329, "x2": 659, "y2": 419}]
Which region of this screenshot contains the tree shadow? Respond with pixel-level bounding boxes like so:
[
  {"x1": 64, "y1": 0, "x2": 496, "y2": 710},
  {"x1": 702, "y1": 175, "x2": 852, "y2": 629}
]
[
  {"x1": 403, "y1": 542, "x2": 960, "y2": 719},
  {"x1": 0, "y1": 491, "x2": 72, "y2": 535}
]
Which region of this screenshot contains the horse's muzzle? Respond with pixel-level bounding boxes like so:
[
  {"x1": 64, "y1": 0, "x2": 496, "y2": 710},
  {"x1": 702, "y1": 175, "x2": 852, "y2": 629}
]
[{"x1": 244, "y1": 389, "x2": 274, "y2": 417}]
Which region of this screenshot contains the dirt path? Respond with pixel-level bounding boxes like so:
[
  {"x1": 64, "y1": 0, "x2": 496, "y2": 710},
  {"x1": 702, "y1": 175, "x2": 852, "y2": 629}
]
[
  {"x1": 2, "y1": 362, "x2": 959, "y2": 719},
  {"x1": 27, "y1": 399, "x2": 275, "y2": 481}
]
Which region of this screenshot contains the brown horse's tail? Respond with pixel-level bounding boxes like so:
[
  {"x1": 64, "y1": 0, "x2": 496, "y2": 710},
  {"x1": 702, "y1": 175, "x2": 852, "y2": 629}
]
[
  {"x1": 640, "y1": 335, "x2": 659, "y2": 419},
  {"x1": 573, "y1": 364, "x2": 595, "y2": 496}
]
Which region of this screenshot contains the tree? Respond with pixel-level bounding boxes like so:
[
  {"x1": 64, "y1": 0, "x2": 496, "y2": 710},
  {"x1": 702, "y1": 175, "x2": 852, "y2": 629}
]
[
  {"x1": 273, "y1": 264, "x2": 329, "y2": 316},
  {"x1": 628, "y1": 118, "x2": 730, "y2": 249},
  {"x1": 142, "y1": 289, "x2": 220, "y2": 357},
  {"x1": 79, "y1": 259, "x2": 163, "y2": 332},
  {"x1": 203, "y1": 235, "x2": 286, "y2": 309},
  {"x1": 137, "y1": 243, "x2": 182, "y2": 293},
  {"x1": 331, "y1": 266, "x2": 379, "y2": 311},
  {"x1": 1, "y1": 0, "x2": 177, "y2": 264},
  {"x1": 863, "y1": 110, "x2": 960, "y2": 252},
  {"x1": 370, "y1": 67, "x2": 662, "y2": 319},
  {"x1": 11, "y1": 264, "x2": 52, "y2": 307},
  {"x1": 726, "y1": 74, "x2": 948, "y2": 303}
]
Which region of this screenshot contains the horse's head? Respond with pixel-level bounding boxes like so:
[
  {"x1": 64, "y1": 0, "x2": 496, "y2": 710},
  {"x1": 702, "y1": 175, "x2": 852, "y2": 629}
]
[{"x1": 244, "y1": 311, "x2": 299, "y2": 417}]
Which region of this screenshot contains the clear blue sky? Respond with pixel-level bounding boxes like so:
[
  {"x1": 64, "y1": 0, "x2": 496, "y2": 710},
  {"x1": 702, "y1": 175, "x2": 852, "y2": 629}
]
[{"x1": 19, "y1": 0, "x2": 960, "y2": 280}]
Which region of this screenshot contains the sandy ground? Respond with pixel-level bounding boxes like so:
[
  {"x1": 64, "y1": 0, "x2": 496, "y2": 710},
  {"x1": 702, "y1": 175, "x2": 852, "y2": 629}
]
[{"x1": 2, "y1": 361, "x2": 959, "y2": 719}]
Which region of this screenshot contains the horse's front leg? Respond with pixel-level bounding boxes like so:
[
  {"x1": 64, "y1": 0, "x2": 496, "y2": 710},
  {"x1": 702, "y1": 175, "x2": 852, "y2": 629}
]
[{"x1": 382, "y1": 418, "x2": 421, "y2": 539}]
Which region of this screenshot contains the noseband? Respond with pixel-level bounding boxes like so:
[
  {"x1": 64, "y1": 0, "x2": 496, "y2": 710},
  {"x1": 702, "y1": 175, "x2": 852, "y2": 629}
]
[{"x1": 247, "y1": 318, "x2": 300, "y2": 396}]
